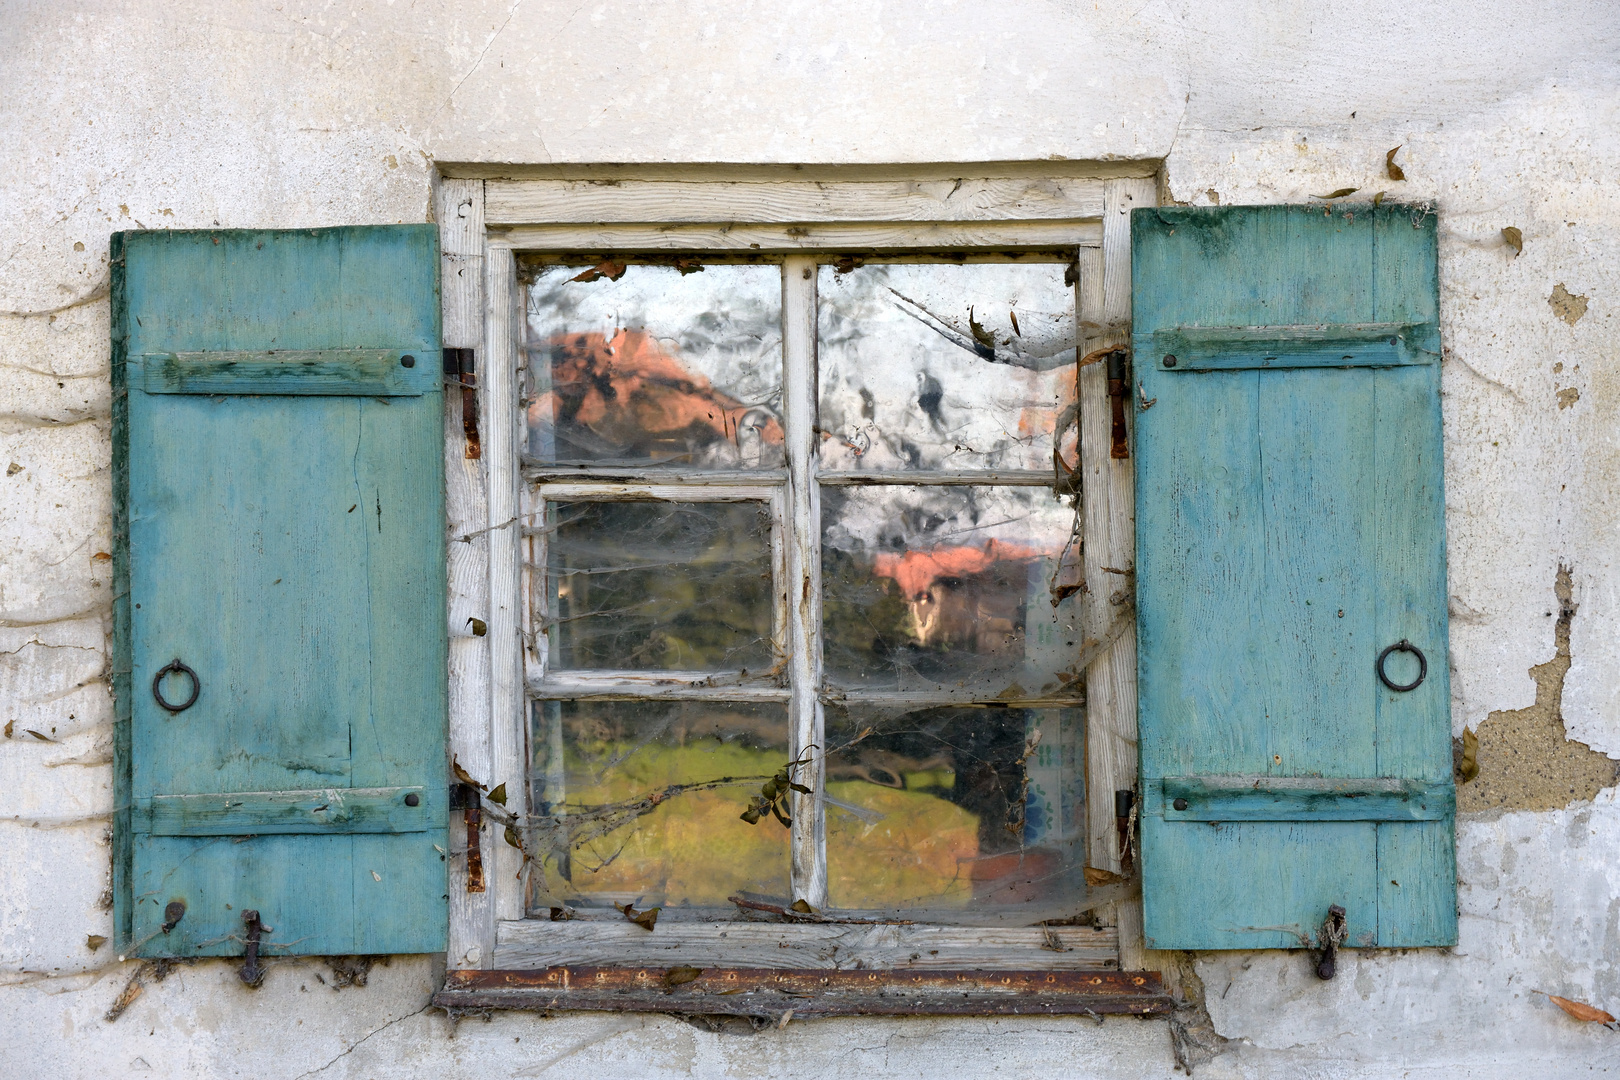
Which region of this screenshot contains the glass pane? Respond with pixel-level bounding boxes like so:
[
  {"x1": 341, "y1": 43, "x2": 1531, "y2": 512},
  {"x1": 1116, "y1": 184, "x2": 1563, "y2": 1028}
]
[
  {"x1": 547, "y1": 500, "x2": 775, "y2": 671},
  {"x1": 822, "y1": 485, "x2": 1082, "y2": 695},
  {"x1": 525, "y1": 263, "x2": 784, "y2": 468},
  {"x1": 527, "y1": 700, "x2": 791, "y2": 914},
  {"x1": 824, "y1": 704, "x2": 1085, "y2": 918},
  {"x1": 818, "y1": 262, "x2": 1077, "y2": 472}
]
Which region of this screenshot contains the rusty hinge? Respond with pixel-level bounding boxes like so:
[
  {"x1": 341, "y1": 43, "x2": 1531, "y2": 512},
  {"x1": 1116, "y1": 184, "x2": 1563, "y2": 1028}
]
[
  {"x1": 1106, "y1": 349, "x2": 1131, "y2": 459},
  {"x1": 1114, "y1": 789, "x2": 1136, "y2": 876},
  {"x1": 444, "y1": 347, "x2": 481, "y2": 459},
  {"x1": 450, "y1": 782, "x2": 486, "y2": 892}
]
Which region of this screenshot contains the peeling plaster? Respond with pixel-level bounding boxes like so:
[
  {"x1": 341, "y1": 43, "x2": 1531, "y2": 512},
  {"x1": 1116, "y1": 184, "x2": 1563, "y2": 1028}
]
[{"x1": 1457, "y1": 567, "x2": 1619, "y2": 813}]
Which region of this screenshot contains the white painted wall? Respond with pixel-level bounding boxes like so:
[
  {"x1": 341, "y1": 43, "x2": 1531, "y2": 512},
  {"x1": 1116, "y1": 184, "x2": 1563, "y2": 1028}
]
[{"x1": 3, "y1": 2, "x2": 1617, "y2": 1075}]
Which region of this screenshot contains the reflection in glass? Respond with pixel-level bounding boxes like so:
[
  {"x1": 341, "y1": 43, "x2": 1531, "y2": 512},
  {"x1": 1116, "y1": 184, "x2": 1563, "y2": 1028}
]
[
  {"x1": 527, "y1": 700, "x2": 791, "y2": 913},
  {"x1": 525, "y1": 263, "x2": 784, "y2": 468},
  {"x1": 818, "y1": 263, "x2": 1077, "y2": 472},
  {"x1": 547, "y1": 500, "x2": 775, "y2": 671},
  {"x1": 821, "y1": 486, "x2": 1082, "y2": 695},
  {"x1": 824, "y1": 704, "x2": 1085, "y2": 916}
]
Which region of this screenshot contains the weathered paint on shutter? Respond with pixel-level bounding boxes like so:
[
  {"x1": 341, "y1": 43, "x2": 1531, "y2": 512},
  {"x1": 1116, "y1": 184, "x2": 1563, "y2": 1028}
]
[
  {"x1": 1132, "y1": 204, "x2": 1455, "y2": 950},
  {"x1": 111, "y1": 227, "x2": 449, "y2": 958}
]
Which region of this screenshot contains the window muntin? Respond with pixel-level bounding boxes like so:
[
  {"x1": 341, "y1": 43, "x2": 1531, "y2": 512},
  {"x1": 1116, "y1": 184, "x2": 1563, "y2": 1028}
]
[{"x1": 521, "y1": 256, "x2": 1087, "y2": 925}]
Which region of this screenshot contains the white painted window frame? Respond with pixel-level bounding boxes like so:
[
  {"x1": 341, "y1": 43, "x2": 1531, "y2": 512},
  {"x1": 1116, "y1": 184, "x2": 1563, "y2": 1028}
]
[{"x1": 435, "y1": 167, "x2": 1156, "y2": 973}]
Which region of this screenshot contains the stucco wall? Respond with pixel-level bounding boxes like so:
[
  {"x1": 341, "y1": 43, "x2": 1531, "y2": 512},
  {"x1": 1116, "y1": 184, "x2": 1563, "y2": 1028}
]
[{"x1": 3, "y1": 2, "x2": 1618, "y2": 1076}]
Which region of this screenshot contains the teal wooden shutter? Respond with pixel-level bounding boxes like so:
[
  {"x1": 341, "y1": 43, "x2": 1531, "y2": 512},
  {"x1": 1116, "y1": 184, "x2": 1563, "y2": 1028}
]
[
  {"x1": 111, "y1": 227, "x2": 448, "y2": 958},
  {"x1": 1133, "y1": 205, "x2": 1455, "y2": 951}
]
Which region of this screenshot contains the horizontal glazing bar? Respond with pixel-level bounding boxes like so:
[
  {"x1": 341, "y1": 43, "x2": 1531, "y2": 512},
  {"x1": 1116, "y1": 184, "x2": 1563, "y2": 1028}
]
[
  {"x1": 819, "y1": 470, "x2": 1057, "y2": 486},
  {"x1": 530, "y1": 672, "x2": 791, "y2": 702},
  {"x1": 525, "y1": 465, "x2": 787, "y2": 486}
]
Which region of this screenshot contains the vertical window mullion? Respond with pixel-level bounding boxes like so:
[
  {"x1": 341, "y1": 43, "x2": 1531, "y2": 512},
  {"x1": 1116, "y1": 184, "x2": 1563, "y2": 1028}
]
[{"x1": 782, "y1": 256, "x2": 827, "y2": 907}]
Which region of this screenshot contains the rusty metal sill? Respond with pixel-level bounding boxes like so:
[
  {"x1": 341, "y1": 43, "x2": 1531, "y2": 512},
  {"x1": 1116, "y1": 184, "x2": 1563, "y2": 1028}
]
[{"x1": 433, "y1": 967, "x2": 1173, "y2": 1020}]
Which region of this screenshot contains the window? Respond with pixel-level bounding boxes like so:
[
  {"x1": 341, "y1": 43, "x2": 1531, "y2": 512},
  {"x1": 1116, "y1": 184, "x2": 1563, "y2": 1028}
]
[{"x1": 435, "y1": 171, "x2": 1169, "y2": 1010}]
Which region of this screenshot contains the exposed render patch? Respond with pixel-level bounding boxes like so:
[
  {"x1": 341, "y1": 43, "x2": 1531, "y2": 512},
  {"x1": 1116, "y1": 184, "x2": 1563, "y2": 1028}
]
[
  {"x1": 1457, "y1": 566, "x2": 1619, "y2": 812},
  {"x1": 1549, "y1": 284, "x2": 1589, "y2": 327},
  {"x1": 1166, "y1": 951, "x2": 1228, "y2": 1074}
]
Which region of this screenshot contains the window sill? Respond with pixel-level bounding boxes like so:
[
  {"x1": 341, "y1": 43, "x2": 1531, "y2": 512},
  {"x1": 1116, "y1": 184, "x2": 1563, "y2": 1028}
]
[{"x1": 432, "y1": 967, "x2": 1173, "y2": 1020}]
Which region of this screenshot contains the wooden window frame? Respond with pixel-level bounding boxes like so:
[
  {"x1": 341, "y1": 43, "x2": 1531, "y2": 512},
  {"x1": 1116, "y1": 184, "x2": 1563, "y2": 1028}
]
[{"x1": 432, "y1": 166, "x2": 1164, "y2": 1014}]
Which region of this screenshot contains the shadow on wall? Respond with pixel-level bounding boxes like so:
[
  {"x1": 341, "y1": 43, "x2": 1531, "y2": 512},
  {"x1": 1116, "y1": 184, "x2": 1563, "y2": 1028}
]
[{"x1": 1456, "y1": 564, "x2": 1620, "y2": 812}]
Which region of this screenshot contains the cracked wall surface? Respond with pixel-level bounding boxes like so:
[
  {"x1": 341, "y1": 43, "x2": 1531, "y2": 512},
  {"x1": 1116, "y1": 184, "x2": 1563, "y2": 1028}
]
[{"x1": 3, "y1": 1, "x2": 1619, "y2": 1077}]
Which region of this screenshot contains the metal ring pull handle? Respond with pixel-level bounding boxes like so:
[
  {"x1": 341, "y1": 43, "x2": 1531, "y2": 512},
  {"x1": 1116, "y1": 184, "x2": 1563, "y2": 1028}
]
[
  {"x1": 152, "y1": 659, "x2": 200, "y2": 713},
  {"x1": 1376, "y1": 639, "x2": 1427, "y2": 693}
]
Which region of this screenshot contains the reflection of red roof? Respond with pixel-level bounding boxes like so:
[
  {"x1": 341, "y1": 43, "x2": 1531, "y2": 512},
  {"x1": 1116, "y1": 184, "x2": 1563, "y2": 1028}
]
[
  {"x1": 541, "y1": 330, "x2": 782, "y2": 449},
  {"x1": 872, "y1": 539, "x2": 1041, "y2": 599}
]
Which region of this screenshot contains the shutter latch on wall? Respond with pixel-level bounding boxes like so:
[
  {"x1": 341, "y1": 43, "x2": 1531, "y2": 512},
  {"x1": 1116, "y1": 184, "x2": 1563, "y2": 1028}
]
[{"x1": 239, "y1": 909, "x2": 270, "y2": 988}]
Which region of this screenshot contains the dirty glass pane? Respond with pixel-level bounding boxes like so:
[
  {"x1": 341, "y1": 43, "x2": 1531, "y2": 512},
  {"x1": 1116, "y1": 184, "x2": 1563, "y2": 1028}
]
[
  {"x1": 821, "y1": 485, "x2": 1083, "y2": 695},
  {"x1": 525, "y1": 263, "x2": 784, "y2": 468},
  {"x1": 546, "y1": 499, "x2": 775, "y2": 672},
  {"x1": 527, "y1": 700, "x2": 791, "y2": 914},
  {"x1": 824, "y1": 704, "x2": 1085, "y2": 918},
  {"x1": 818, "y1": 262, "x2": 1077, "y2": 472}
]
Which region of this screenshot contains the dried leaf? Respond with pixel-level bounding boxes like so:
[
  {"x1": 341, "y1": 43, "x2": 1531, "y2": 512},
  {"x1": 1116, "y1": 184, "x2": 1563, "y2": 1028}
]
[
  {"x1": 503, "y1": 825, "x2": 523, "y2": 850},
  {"x1": 451, "y1": 757, "x2": 487, "y2": 792},
  {"x1": 488, "y1": 783, "x2": 508, "y2": 806},
  {"x1": 834, "y1": 256, "x2": 864, "y2": 275},
  {"x1": 572, "y1": 259, "x2": 627, "y2": 283},
  {"x1": 1009, "y1": 311, "x2": 1021, "y2": 337},
  {"x1": 1084, "y1": 866, "x2": 1127, "y2": 887},
  {"x1": 466, "y1": 617, "x2": 487, "y2": 637},
  {"x1": 1457, "y1": 727, "x2": 1479, "y2": 783},
  {"x1": 1502, "y1": 226, "x2": 1524, "y2": 257},
  {"x1": 92, "y1": 552, "x2": 112, "y2": 561},
  {"x1": 616, "y1": 902, "x2": 660, "y2": 931},
  {"x1": 1541, "y1": 992, "x2": 1615, "y2": 1023},
  {"x1": 1313, "y1": 188, "x2": 1359, "y2": 200},
  {"x1": 1373, "y1": 191, "x2": 1387, "y2": 207},
  {"x1": 739, "y1": 805, "x2": 763, "y2": 825},
  {"x1": 86, "y1": 935, "x2": 107, "y2": 952},
  {"x1": 25, "y1": 729, "x2": 55, "y2": 742},
  {"x1": 790, "y1": 899, "x2": 814, "y2": 914},
  {"x1": 788, "y1": 782, "x2": 813, "y2": 795},
  {"x1": 968, "y1": 307, "x2": 997, "y2": 349},
  {"x1": 548, "y1": 906, "x2": 575, "y2": 921},
  {"x1": 1385, "y1": 146, "x2": 1406, "y2": 181},
  {"x1": 663, "y1": 965, "x2": 703, "y2": 987},
  {"x1": 671, "y1": 258, "x2": 705, "y2": 276},
  {"x1": 1064, "y1": 261, "x2": 1079, "y2": 288},
  {"x1": 769, "y1": 798, "x2": 793, "y2": 828}
]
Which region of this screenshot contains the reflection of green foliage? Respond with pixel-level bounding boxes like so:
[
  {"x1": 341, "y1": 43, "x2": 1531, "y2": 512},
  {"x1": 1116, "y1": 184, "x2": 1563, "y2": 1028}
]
[
  {"x1": 535, "y1": 740, "x2": 791, "y2": 908},
  {"x1": 553, "y1": 502, "x2": 775, "y2": 671},
  {"x1": 821, "y1": 546, "x2": 915, "y2": 675}
]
